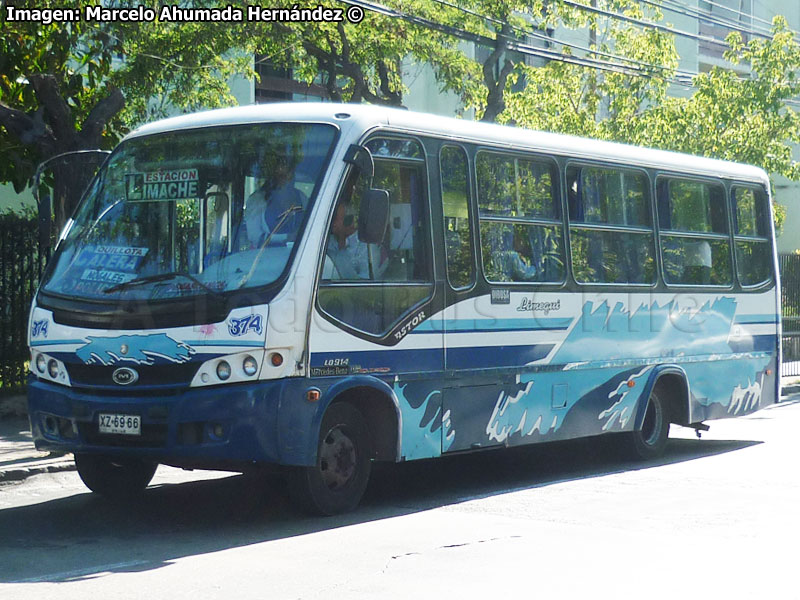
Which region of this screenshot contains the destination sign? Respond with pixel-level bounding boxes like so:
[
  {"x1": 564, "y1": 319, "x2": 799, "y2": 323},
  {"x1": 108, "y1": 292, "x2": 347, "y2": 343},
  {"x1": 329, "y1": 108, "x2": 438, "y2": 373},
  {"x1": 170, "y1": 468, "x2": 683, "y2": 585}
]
[
  {"x1": 125, "y1": 169, "x2": 199, "y2": 201},
  {"x1": 74, "y1": 245, "x2": 149, "y2": 272}
]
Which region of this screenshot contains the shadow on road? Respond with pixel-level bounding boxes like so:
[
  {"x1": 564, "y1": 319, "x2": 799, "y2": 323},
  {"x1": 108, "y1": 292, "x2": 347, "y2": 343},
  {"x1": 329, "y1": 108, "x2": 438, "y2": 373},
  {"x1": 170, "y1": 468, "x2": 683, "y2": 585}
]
[{"x1": 0, "y1": 434, "x2": 759, "y2": 583}]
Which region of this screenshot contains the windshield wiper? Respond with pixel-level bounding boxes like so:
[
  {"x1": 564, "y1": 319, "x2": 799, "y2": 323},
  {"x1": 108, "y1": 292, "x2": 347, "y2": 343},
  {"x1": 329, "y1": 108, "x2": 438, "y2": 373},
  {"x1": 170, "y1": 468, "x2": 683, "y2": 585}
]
[
  {"x1": 103, "y1": 271, "x2": 223, "y2": 297},
  {"x1": 238, "y1": 204, "x2": 303, "y2": 287}
]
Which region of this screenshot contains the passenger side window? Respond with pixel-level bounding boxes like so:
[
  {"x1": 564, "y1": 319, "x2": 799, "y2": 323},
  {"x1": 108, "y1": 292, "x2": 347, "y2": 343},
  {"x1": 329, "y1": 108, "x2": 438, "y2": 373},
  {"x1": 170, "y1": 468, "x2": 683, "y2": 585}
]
[
  {"x1": 440, "y1": 146, "x2": 475, "y2": 289},
  {"x1": 318, "y1": 137, "x2": 433, "y2": 336},
  {"x1": 476, "y1": 152, "x2": 565, "y2": 283},
  {"x1": 567, "y1": 166, "x2": 655, "y2": 284},
  {"x1": 657, "y1": 177, "x2": 731, "y2": 286},
  {"x1": 733, "y1": 186, "x2": 772, "y2": 287}
]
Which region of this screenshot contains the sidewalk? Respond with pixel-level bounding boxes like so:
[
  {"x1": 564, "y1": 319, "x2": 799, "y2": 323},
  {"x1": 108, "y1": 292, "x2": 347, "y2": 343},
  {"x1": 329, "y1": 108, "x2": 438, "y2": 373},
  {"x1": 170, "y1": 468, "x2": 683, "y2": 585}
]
[
  {"x1": 0, "y1": 415, "x2": 74, "y2": 483},
  {"x1": 2, "y1": 378, "x2": 800, "y2": 485}
]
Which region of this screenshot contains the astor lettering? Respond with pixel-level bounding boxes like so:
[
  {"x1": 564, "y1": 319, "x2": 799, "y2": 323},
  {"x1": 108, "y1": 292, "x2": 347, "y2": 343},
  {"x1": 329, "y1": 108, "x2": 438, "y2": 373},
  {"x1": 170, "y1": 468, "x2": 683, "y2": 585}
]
[{"x1": 394, "y1": 311, "x2": 426, "y2": 341}]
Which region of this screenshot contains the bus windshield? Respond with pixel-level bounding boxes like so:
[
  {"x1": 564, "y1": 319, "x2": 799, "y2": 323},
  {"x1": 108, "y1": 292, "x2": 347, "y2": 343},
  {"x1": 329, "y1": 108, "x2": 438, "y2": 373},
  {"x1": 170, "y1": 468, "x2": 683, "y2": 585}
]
[{"x1": 40, "y1": 122, "x2": 337, "y2": 301}]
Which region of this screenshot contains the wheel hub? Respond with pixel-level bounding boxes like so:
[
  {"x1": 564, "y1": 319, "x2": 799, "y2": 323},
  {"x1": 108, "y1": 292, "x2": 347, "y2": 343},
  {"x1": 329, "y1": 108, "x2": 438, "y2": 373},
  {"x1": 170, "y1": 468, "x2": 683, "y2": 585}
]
[{"x1": 319, "y1": 426, "x2": 357, "y2": 490}]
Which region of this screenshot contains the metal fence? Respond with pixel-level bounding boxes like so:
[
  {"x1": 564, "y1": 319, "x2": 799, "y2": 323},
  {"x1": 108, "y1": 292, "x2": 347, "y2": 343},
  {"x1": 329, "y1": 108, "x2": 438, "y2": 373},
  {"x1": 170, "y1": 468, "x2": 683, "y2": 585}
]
[
  {"x1": 780, "y1": 254, "x2": 800, "y2": 377},
  {"x1": 0, "y1": 212, "x2": 47, "y2": 391}
]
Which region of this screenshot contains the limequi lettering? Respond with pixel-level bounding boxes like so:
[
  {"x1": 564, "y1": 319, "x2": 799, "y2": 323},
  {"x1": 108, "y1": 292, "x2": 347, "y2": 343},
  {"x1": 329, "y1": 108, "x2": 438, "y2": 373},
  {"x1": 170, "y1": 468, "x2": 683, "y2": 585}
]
[{"x1": 517, "y1": 298, "x2": 561, "y2": 315}]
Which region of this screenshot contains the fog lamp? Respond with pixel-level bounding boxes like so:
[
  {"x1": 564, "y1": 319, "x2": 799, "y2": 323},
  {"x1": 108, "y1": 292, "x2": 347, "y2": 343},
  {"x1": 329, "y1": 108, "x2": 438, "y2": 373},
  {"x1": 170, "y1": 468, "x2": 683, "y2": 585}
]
[
  {"x1": 243, "y1": 356, "x2": 258, "y2": 377},
  {"x1": 216, "y1": 360, "x2": 231, "y2": 381}
]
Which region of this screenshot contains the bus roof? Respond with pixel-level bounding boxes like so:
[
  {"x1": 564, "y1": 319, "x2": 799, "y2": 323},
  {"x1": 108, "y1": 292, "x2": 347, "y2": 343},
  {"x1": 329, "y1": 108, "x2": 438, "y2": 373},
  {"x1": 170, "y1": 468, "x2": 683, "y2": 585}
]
[{"x1": 125, "y1": 102, "x2": 770, "y2": 185}]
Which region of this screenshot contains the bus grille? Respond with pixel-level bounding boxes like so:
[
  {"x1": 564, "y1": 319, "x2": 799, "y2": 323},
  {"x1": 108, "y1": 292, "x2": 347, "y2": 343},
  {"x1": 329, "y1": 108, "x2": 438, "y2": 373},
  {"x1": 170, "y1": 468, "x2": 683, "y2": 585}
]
[{"x1": 65, "y1": 363, "x2": 201, "y2": 389}]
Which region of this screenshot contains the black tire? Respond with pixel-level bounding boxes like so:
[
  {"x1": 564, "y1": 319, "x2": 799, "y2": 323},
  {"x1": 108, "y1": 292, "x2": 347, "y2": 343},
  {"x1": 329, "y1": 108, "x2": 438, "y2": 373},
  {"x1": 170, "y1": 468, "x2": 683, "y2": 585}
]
[
  {"x1": 75, "y1": 454, "x2": 157, "y2": 498},
  {"x1": 288, "y1": 403, "x2": 372, "y2": 515},
  {"x1": 625, "y1": 389, "x2": 670, "y2": 460}
]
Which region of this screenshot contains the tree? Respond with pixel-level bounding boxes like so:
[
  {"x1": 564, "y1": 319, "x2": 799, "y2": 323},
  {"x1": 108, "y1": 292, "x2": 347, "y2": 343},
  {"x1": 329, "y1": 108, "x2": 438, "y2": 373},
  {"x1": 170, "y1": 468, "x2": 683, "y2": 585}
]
[
  {"x1": 242, "y1": 1, "x2": 480, "y2": 109},
  {"x1": 492, "y1": 3, "x2": 798, "y2": 228},
  {"x1": 0, "y1": 1, "x2": 250, "y2": 227},
  {"x1": 641, "y1": 17, "x2": 800, "y2": 185},
  {"x1": 499, "y1": 0, "x2": 678, "y2": 137}
]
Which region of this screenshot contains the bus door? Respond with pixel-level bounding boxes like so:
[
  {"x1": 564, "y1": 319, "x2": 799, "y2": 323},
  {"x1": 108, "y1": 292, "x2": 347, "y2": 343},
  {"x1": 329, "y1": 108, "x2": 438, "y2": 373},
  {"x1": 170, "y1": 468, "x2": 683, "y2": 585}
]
[
  {"x1": 311, "y1": 136, "x2": 445, "y2": 458},
  {"x1": 439, "y1": 147, "x2": 569, "y2": 452},
  {"x1": 436, "y1": 145, "x2": 500, "y2": 452}
]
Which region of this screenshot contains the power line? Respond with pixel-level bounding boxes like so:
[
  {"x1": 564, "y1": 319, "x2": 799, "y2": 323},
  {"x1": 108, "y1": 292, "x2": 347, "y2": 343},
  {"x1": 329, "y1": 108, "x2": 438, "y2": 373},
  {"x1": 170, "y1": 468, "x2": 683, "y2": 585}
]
[
  {"x1": 426, "y1": 0, "x2": 800, "y2": 101},
  {"x1": 641, "y1": 0, "x2": 773, "y2": 41},
  {"x1": 427, "y1": 0, "x2": 697, "y2": 83},
  {"x1": 339, "y1": 0, "x2": 694, "y2": 85},
  {"x1": 697, "y1": 0, "x2": 776, "y2": 30},
  {"x1": 659, "y1": 0, "x2": 800, "y2": 43},
  {"x1": 558, "y1": 0, "x2": 730, "y2": 48},
  {"x1": 335, "y1": 0, "x2": 800, "y2": 109}
]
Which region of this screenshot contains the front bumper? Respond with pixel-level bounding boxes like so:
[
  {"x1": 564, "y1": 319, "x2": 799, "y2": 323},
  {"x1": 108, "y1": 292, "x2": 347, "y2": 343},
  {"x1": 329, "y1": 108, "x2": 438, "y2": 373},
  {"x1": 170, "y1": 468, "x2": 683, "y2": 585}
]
[{"x1": 27, "y1": 378, "x2": 311, "y2": 470}]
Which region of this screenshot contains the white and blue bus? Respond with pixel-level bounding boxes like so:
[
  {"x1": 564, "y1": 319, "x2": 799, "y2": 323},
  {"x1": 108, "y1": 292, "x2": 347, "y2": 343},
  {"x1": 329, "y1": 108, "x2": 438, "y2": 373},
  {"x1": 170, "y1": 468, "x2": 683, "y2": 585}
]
[{"x1": 27, "y1": 103, "x2": 780, "y2": 514}]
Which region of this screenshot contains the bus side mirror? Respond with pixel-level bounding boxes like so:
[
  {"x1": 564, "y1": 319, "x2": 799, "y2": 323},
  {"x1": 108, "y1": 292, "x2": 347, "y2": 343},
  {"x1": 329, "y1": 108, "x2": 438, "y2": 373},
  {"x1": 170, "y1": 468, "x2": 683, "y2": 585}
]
[
  {"x1": 38, "y1": 194, "x2": 52, "y2": 250},
  {"x1": 358, "y1": 189, "x2": 389, "y2": 244},
  {"x1": 344, "y1": 144, "x2": 374, "y2": 180}
]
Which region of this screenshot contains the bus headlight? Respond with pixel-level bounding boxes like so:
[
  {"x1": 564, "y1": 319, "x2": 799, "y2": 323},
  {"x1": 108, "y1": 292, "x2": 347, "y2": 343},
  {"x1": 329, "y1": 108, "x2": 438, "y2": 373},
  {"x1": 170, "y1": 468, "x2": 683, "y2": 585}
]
[
  {"x1": 242, "y1": 356, "x2": 258, "y2": 377},
  {"x1": 48, "y1": 359, "x2": 59, "y2": 379},
  {"x1": 216, "y1": 360, "x2": 231, "y2": 381},
  {"x1": 36, "y1": 354, "x2": 47, "y2": 374}
]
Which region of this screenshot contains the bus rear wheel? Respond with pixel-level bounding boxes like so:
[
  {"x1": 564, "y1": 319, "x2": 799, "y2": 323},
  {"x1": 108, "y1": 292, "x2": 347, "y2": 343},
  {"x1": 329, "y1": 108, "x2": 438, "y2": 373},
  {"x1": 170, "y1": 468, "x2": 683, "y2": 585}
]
[
  {"x1": 625, "y1": 389, "x2": 670, "y2": 460},
  {"x1": 75, "y1": 454, "x2": 158, "y2": 498},
  {"x1": 289, "y1": 403, "x2": 372, "y2": 515}
]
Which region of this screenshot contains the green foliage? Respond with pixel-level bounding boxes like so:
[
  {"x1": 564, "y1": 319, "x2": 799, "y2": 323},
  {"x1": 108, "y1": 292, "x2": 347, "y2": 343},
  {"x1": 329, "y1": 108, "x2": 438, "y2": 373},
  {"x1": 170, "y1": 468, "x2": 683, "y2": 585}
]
[
  {"x1": 3, "y1": 0, "x2": 799, "y2": 234},
  {"x1": 0, "y1": 1, "x2": 251, "y2": 196},
  {"x1": 496, "y1": 4, "x2": 798, "y2": 228},
  {"x1": 114, "y1": 16, "x2": 251, "y2": 124},
  {"x1": 635, "y1": 17, "x2": 800, "y2": 181}
]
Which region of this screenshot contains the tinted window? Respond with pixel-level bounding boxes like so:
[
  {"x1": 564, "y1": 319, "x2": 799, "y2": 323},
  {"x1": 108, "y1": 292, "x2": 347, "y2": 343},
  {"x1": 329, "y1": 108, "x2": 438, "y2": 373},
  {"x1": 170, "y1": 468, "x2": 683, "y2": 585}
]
[
  {"x1": 733, "y1": 187, "x2": 768, "y2": 237},
  {"x1": 440, "y1": 146, "x2": 475, "y2": 289},
  {"x1": 476, "y1": 152, "x2": 565, "y2": 283},
  {"x1": 657, "y1": 177, "x2": 731, "y2": 286},
  {"x1": 319, "y1": 137, "x2": 432, "y2": 335},
  {"x1": 567, "y1": 166, "x2": 655, "y2": 285},
  {"x1": 733, "y1": 186, "x2": 772, "y2": 287},
  {"x1": 661, "y1": 236, "x2": 732, "y2": 286},
  {"x1": 570, "y1": 167, "x2": 650, "y2": 227},
  {"x1": 658, "y1": 179, "x2": 727, "y2": 233},
  {"x1": 477, "y1": 153, "x2": 558, "y2": 220}
]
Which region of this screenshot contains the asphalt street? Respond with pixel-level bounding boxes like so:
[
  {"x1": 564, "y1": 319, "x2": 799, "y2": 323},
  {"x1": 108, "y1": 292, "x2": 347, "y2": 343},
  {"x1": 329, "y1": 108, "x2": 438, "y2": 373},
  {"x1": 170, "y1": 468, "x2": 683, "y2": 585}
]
[{"x1": 1, "y1": 395, "x2": 799, "y2": 599}]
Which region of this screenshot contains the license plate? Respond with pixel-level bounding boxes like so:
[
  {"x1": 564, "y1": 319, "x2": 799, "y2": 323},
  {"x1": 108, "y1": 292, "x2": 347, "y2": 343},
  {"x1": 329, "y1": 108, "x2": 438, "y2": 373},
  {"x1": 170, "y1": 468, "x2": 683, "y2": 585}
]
[{"x1": 98, "y1": 413, "x2": 141, "y2": 435}]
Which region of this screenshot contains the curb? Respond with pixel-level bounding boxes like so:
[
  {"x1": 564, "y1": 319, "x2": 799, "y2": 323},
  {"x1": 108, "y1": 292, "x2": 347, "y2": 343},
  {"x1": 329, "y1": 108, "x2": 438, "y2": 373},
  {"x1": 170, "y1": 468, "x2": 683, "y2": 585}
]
[
  {"x1": 0, "y1": 457, "x2": 75, "y2": 483},
  {"x1": 781, "y1": 384, "x2": 800, "y2": 398}
]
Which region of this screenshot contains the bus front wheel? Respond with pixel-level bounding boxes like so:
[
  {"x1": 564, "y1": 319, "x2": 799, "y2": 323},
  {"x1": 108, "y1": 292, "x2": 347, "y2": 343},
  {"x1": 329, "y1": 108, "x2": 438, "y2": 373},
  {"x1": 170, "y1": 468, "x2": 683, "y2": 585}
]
[
  {"x1": 625, "y1": 389, "x2": 670, "y2": 460},
  {"x1": 289, "y1": 402, "x2": 372, "y2": 515},
  {"x1": 74, "y1": 454, "x2": 157, "y2": 497}
]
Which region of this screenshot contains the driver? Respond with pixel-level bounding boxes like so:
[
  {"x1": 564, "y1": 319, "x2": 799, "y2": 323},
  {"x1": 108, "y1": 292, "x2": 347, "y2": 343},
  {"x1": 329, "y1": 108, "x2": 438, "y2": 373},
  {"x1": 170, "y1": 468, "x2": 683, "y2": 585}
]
[
  {"x1": 243, "y1": 154, "x2": 306, "y2": 247},
  {"x1": 323, "y1": 201, "x2": 370, "y2": 279}
]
